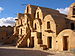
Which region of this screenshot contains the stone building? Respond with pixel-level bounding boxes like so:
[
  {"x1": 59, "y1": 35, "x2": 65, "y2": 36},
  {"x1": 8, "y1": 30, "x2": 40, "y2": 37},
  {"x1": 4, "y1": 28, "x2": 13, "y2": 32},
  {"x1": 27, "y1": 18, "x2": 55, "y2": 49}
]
[{"x1": 5, "y1": 3, "x2": 75, "y2": 51}]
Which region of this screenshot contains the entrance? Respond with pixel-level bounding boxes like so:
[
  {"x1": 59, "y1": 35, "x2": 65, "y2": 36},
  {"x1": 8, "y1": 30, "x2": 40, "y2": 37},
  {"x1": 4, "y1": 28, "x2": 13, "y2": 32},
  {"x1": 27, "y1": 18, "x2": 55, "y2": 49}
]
[
  {"x1": 27, "y1": 37, "x2": 34, "y2": 48},
  {"x1": 31, "y1": 37, "x2": 34, "y2": 48},
  {"x1": 27, "y1": 38, "x2": 30, "y2": 47},
  {"x1": 38, "y1": 32, "x2": 42, "y2": 44},
  {"x1": 63, "y1": 36, "x2": 68, "y2": 50},
  {"x1": 48, "y1": 37, "x2": 52, "y2": 48}
]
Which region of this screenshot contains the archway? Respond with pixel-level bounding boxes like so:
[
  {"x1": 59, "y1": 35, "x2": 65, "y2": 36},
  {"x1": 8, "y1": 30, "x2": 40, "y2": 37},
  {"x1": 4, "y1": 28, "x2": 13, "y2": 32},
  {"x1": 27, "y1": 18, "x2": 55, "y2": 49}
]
[
  {"x1": 42, "y1": 15, "x2": 56, "y2": 49},
  {"x1": 43, "y1": 15, "x2": 56, "y2": 34},
  {"x1": 36, "y1": 7, "x2": 43, "y2": 21},
  {"x1": 56, "y1": 29, "x2": 74, "y2": 51}
]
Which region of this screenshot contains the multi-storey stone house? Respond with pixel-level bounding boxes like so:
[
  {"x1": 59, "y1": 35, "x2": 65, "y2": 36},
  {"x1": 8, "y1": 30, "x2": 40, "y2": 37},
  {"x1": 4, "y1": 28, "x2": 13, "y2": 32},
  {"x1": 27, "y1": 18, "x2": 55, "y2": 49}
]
[{"x1": 4, "y1": 3, "x2": 75, "y2": 51}]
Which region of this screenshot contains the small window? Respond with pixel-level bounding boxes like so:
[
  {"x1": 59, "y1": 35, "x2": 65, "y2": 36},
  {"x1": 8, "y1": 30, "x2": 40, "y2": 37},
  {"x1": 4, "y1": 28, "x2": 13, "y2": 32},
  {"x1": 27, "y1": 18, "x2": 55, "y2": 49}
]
[
  {"x1": 35, "y1": 23, "x2": 36, "y2": 30},
  {"x1": 71, "y1": 23, "x2": 74, "y2": 30},
  {"x1": 17, "y1": 29, "x2": 19, "y2": 34},
  {"x1": 37, "y1": 12, "x2": 39, "y2": 18},
  {"x1": 21, "y1": 29, "x2": 22, "y2": 34},
  {"x1": 21, "y1": 19, "x2": 22, "y2": 25},
  {"x1": 73, "y1": 6, "x2": 75, "y2": 15},
  {"x1": 34, "y1": 13, "x2": 36, "y2": 18},
  {"x1": 47, "y1": 21, "x2": 50, "y2": 29},
  {"x1": 27, "y1": 7, "x2": 29, "y2": 13}
]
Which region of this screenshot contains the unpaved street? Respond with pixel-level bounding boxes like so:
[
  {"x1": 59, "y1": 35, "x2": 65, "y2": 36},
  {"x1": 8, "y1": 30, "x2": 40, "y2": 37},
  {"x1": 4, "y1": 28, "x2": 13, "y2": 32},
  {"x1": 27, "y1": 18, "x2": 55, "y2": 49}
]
[{"x1": 0, "y1": 46, "x2": 75, "y2": 56}]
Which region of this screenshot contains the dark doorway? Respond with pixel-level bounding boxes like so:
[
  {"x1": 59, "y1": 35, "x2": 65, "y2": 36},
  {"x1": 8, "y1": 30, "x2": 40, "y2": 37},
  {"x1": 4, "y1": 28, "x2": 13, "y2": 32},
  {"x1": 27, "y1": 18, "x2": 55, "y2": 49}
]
[
  {"x1": 32, "y1": 37, "x2": 34, "y2": 48},
  {"x1": 48, "y1": 37, "x2": 52, "y2": 48},
  {"x1": 71, "y1": 23, "x2": 74, "y2": 30},
  {"x1": 30, "y1": 37, "x2": 34, "y2": 48},
  {"x1": 38, "y1": 32, "x2": 42, "y2": 44},
  {"x1": 63, "y1": 36, "x2": 68, "y2": 50}
]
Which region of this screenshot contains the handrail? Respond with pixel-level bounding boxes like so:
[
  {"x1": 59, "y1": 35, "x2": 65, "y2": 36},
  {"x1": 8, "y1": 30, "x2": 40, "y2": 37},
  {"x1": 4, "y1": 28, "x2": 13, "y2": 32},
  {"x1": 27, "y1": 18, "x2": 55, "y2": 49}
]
[
  {"x1": 17, "y1": 30, "x2": 30, "y2": 43},
  {"x1": 17, "y1": 35, "x2": 24, "y2": 43},
  {"x1": 17, "y1": 21, "x2": 33, "y2": 45}
]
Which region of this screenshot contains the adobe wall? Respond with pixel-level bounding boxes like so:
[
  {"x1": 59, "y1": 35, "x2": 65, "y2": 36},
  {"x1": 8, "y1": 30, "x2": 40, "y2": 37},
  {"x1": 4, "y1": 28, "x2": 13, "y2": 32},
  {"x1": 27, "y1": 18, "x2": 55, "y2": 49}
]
[
  {"x1": 0, "y1": 26, "x2": 14, "y2": 42},
  {"x1": 56, "y1": 29, "x2": 75, "y2": 51}
]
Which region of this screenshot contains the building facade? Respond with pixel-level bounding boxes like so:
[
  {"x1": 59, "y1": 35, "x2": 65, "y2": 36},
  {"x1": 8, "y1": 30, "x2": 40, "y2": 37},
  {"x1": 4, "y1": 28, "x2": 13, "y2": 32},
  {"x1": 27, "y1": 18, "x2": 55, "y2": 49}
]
[{"x1": 5, "y1": 3, "x2": 75, "y2": 51}]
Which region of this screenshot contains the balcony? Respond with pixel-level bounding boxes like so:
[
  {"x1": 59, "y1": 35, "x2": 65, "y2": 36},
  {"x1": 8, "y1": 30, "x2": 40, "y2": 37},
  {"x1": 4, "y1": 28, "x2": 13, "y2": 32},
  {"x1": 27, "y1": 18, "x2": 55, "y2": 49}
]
[{"x1": 45, "y1": 29, "x2": 54, "y2": 33}]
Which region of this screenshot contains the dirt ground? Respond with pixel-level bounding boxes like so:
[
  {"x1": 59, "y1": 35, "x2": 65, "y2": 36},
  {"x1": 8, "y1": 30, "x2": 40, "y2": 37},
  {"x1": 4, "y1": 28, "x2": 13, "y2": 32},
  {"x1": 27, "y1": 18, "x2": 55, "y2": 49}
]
[{"x1": 0, "y1": 45, "x2": 75, "y2": 56}]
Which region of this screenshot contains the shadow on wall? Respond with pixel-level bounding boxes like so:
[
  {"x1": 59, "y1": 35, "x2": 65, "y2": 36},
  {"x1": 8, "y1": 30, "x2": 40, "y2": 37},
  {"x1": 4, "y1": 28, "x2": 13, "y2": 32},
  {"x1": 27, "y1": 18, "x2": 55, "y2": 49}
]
[{"x1": 0, "y1": 48, "x2": 54, "y2": 56}]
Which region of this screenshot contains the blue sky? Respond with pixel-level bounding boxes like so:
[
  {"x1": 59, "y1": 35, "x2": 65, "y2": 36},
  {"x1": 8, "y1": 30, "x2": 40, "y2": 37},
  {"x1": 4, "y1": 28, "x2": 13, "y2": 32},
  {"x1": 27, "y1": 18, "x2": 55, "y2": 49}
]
[
  {"x1": 0, "y1": 0, "x2": 74, "y2": 18},
  {"x1": 0, "y1": 0, "x2": 75, "y2": 26}
]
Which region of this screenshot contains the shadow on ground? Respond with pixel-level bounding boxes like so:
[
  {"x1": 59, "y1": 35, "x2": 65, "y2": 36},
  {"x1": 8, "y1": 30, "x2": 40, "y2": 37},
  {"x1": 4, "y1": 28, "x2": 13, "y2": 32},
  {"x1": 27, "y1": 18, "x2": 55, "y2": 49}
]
[{"x1": 0, "y1": 48, "x2": 54, "y2": 56}]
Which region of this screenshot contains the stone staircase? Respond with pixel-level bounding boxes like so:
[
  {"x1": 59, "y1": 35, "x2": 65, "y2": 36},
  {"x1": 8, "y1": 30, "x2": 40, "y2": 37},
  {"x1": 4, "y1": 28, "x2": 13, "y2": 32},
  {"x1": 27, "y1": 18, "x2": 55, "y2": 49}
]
[{"x1": 16, "y1": 31, "x2": 30, "y2": 48}]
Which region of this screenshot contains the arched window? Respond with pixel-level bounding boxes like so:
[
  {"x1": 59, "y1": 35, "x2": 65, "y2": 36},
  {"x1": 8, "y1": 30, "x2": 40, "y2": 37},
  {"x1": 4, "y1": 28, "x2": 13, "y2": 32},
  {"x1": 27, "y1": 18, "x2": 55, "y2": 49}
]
[
  {"x1": 73, "y1": 6, "x2": 75, "y2": 15},
  {"x1": 37, "y1": 12, "x2": 39, "y2": 18},
  {"x1": 47, "y1": 21, "x2": 50, "y2": 29},
  {"x1": 71, "y1": 23, "x2": 74, "y2": 30}
]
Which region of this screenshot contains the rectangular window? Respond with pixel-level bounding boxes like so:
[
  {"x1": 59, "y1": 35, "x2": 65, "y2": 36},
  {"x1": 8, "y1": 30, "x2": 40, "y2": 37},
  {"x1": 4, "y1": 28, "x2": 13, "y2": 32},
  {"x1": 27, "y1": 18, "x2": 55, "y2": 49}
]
[
  {"x1": 37, "y1": 12, "x2": 39, "y2": 18},
  {"x1": 71, "y1": 23, "x2": 75, "y2": 30},
  {"x1": 21, "y1": 19, "x2": 22, "y2": 25},
  {"x1": 34, "y1": 13, "x2": 36, "y2": 18},
  {"x1": 27, "y1": 7, "x2": 28, "y2": 13},
  {"x1": 21, "y1": 29, "x2": 22, "y2": 35},
  {"x1": 35, "y1": 24, "x2": 36, "y2": 30},
  {"x1": 47, "y1": 22, "x2": 50, "y2": 29},
  {"x1": 73, "y1": 6, "x2": 75, "y2": 15}
]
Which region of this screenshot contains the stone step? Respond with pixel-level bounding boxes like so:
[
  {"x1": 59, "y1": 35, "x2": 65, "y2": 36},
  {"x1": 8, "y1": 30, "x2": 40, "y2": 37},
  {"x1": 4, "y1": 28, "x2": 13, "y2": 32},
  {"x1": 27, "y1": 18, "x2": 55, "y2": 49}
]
[{"x1": 36, "y1": 44, "x2": 47, "y2": 50}]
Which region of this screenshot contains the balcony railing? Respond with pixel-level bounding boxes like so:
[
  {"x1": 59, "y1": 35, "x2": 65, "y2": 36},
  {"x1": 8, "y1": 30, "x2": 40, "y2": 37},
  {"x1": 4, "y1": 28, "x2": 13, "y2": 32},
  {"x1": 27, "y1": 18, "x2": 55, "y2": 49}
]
[{"x1": 45, "y1": 29, "x2": 54, "y2": 33}]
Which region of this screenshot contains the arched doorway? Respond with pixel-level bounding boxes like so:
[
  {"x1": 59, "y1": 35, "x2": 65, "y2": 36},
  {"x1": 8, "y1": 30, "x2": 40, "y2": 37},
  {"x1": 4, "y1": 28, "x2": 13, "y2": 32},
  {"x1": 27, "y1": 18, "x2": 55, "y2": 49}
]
[{"x1": 56, "y1": 29, "x2": 74, "y2": 51}]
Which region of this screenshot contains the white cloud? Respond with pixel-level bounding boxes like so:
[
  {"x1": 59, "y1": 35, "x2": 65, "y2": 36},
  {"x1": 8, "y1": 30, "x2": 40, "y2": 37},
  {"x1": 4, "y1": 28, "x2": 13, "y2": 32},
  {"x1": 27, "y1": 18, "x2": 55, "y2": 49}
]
[
  {"x1": 0, "y1": 7, "x2": 4, "y2": 13},
  {"x1": 0, "y1": 7, "x2": 69, "y2": 26},
  {"x1": 0, "y1": 17, "x2": 16, "y2": 26},
  {"x1": 56, "y1": 7, "x2": 69, "y2": 15}
]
